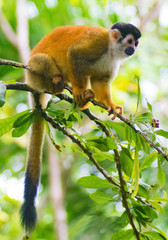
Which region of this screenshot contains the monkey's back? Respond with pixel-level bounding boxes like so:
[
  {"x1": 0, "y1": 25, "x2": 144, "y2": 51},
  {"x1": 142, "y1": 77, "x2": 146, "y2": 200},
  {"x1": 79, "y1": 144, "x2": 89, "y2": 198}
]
[{"x1": 30, "y1": 25, "x2": 108, "y2": 69}]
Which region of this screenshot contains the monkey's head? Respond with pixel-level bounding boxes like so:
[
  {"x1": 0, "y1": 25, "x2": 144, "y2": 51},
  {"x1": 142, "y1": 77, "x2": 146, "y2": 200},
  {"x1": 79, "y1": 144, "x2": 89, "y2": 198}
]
[{"x1": 110, "y1": 22, "x2": 141, "y2": 59}]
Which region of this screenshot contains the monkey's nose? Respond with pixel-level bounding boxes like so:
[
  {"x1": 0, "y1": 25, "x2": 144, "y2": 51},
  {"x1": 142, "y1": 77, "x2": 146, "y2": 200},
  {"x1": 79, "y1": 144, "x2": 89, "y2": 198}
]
[{"x1": 124, "y1": 47, "x2": 135, "y2": 56}]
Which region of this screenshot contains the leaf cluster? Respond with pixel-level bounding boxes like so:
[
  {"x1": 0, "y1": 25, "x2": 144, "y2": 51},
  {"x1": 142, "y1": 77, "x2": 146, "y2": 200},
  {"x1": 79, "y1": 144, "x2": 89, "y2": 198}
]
[{"x1": 1, "y1": 82, "x2": 168, "y2": 239}]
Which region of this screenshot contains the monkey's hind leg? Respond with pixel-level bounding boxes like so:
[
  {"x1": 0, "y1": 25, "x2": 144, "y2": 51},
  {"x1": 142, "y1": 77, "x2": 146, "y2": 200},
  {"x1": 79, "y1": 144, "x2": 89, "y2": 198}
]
[
  {"x1": 27, "y1": 53, "x2": 64, "y2": 95},
  {"x1": 91, "y1": 76, "x2": 122, "y2": 119},
  {"x1": 69, "y1": 74, "x2": 95, "y2": 110},
  {"x1": 74, "y1": 88, "x2": 95, "y2": 110}
]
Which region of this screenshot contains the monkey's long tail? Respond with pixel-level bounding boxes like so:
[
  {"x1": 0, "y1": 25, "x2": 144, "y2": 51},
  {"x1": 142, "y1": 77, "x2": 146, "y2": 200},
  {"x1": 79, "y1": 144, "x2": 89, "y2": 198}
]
[{"x1": 20, "y1": 94, "x2": 47, "y2": 233}]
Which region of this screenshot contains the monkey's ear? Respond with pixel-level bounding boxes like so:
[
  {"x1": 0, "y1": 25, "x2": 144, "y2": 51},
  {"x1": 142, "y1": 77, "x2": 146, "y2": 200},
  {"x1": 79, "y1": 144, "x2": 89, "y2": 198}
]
[{"x1": 110, "y1": 29, "x2": 122, "y2": 42}]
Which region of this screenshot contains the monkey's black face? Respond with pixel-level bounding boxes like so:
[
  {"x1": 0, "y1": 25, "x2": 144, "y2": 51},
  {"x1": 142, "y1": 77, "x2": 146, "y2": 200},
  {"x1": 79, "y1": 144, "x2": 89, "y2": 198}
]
[
  {"x1": 124, "y1": 46, "x2": 135, "y2": 56},
  {"x1": 122, "y1": 35, "x2": 139, "y2": 58}
]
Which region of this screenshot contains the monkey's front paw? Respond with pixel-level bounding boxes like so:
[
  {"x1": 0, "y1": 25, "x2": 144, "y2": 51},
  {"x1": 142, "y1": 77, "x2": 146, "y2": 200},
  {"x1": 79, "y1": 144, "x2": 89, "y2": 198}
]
[
  {"x1": 107, "y1": 105, "x2": 123, "y2": 120},
  {"x1": 74, "y1": 89, "x2": 95, "y2": 109}
]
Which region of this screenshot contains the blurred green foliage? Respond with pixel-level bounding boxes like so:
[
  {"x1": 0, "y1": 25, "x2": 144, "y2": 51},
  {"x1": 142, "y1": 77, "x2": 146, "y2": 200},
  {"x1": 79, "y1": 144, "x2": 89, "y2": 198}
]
[{"x1": 1, "y1": 0, "x2": 168, "y2": 240}]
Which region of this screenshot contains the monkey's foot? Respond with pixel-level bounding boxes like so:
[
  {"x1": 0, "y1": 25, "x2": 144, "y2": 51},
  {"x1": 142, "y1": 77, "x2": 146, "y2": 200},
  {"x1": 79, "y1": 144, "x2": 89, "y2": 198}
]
[
  {"x1": 74, "y1": 89, "x2": 95, "y2": 109},
  {"x1": 107, "y1": 105, "x2": 122, "y2": 120},
  {"x1": 52, "y1": 74, "x2": 65, "y2": 93},
  {"x1": 83, "y1": 89, "x2": 95, "y2": 100}
]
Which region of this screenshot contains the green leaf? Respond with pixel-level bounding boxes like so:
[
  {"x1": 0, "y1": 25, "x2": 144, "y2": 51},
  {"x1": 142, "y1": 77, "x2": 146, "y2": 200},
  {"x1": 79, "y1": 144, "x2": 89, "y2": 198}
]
[
  {"x1": 75, "y1": 103, "x2": 83, "y2": 126},
  {"x1": 12, "y1": 119, "x2": 32, "y2": 137},
  {"x1": 157, "y1": 158, "x2": 165, "y2": 188},
  {"x1": 64, "y1": 103, "x2": 74, "y2": 120},
  {"x1": 120, "y1": 148, "x2": 133, "y2": 177},
  {"x1": 140, "y1": 151, "x2": 157, "y2": 170},
  {"x1": 47, "y1": 108, "x2": 65, "y2": 118},
  {"x1": 45, "y1": 121, "x2": 61, "y2": 152},
  {"x1": 148, "y1": 200, "x2": 165, "y2": 213},
  {"x1": 125, "y1": 125, "x2": 136, "y2": 143},
  {"x1": 111, "y1": 229, "x2": 134, "y2": 240},
  {"x1": 93, "y1": 152, "x2": 114, "y2": 162},
  {"x1": 131, "y1": 146, "x2": 139, "y2": 197},
  {"x1": 133, "y1": 205, "x2": 157, "y2": 221},
  {"x1": 110, "y1": 212, "x2": 129, "y2": 231},
  {"x1": 147, "y1": 100, "x2": 153, "y2": 112},
  {"x1": 105, "y1": 121, "x2": 125, "y2": 139},
  {"x1": 68, "y1": 112, "x2": 78, "y2": 122},
  {"x1": 139, "y1": 234, "x2": 148, "y2": 240},
  {"x1": 13, "y1": 112, "x2": 33, "y2": 128},
  {"x1": 135, "y1": 134, "x2": 142, "y2": 151},
  {"x1": 147, "y1": 223, "x2": 168, "y2": 240},
  {"x1": 86, "y1": 137, "x2": 109, "y2": 152},
  {"x1": 0, "y1": 82, "x2": 6, "y2": 107},
  {"x1": 78, "y1": 176, "x2": 113, "y2": 189},
  {"x1": 12, "y1": 111, "x2": 39, "y2": 137},
  {"x1": 140, "y1": 135, "x2": 150, "y2": 153},
  {"x1": 150, "y1": 197, "x2": 168, "y2": 203},
  {"x1": 137, "y1": 184, "x2": 150, "y2": 199},
  {"x1": 135, "y1": 75, "x2": 141, "y2": 115},
  {"x1": 125, "y1": 125, "x2": 133, "y2": 143},
  {"x1": 89, "y1": 191, "x2": 113, "y2": 203},
  {"x1": 106, "y1": 137, "x2": 118, "y2": 149},
  {"x1": 0, "y1": 110, "x2": 30, "y2": 137},
  {"x1": 142, "y1": 231, "x2": 167, "y2": 240},
  {"x1": 154, "y1": 130, "x2": 168, "y2": 139},
  {"x1": 134, "y1": 112, "x2": 152, "y2": 123}
]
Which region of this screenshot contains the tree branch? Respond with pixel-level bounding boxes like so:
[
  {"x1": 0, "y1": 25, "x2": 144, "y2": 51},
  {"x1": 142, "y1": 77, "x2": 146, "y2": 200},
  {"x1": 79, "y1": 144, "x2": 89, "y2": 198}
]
[
  {"x1": 0, "y1": 58, "x2": 30, "y2": 70},
  {"x1": 114, "y1": 149, "x2": 140, "y2": 240},
  {"x1": 138, "y1": 0, "x2": 164, "y2": 31},
  {"x1": 1, "y1": 56, "x2": 167, "y2": 161},
  {"x1": 0, "y1": 12, "x2": 18, "y2": 48},
  {"x1": 40, "y1": 107, "x2": 120, "y2": 188},
  {"x1": 1, "y1": 58, "x2": 158, "y2": 238},
  {"x1": 34, "y1": 95, "x2": 140, "y2": 239},
  {"x1": 16, "y1": 0, "x2": 30, "y2": 63},
  {"x1": 57, "y1": 91, "x2": 154, "y2": 210}
]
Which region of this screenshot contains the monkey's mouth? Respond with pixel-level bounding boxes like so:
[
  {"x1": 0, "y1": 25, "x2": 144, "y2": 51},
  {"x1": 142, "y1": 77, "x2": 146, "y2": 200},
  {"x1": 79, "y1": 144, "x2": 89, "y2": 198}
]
[{"x1": 124, "y1": 47, "x2": 135, "y2": 56}]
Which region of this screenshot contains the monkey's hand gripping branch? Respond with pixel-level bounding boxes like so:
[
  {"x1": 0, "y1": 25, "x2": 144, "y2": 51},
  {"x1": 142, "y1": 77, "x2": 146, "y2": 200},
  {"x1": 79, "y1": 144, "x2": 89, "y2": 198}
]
[
  {"x1": 4, "y1": 80, "x2": 168, "y2": 162},
  {"x1": 1, "y1": 58, "x2": 168, "y2": 161}
]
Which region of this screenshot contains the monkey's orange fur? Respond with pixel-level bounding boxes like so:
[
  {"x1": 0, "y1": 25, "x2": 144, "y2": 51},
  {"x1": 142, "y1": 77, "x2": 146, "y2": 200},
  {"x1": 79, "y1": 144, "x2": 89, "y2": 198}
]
[
  {"x1": 21, "y1": 24, "x2": 141, "y2": 233},
  {"x1": 27, "y1": 25, "x2": 119, "y2": 112}
]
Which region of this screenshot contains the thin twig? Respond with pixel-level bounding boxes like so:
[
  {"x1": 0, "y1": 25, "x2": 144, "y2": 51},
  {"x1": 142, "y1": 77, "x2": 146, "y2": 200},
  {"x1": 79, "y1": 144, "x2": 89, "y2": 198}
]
[
  {"x1": 36, "y1": 87, "x2": 153, "y2": 238},
  {"x1": 58, "y1": 91, "x2": 154, "y2": 209},
  {"x1": 4, "y1": 79, "x2": 168, "y2": 161},
  {"x1": 0, "y1": 58, "x2": 30, "y2": 70},
  {"x1": 114, "y1": 149, "x2": 140, "y2": 240},
  {"x1": 118, "y1": 114, "x2": 168, "y2": 161},
  {"x1": 0, "y1": 14, "x2": 18, "y2": 48},
  {"x1": 2, "y1": 56, "x2": 166, "y2": 159},
  {"x1": 40, "y1": 108, "x2": 120, "y2": 188},
  {"x1": 31, "y1": 93, "x2": 119, "y2": 187}
]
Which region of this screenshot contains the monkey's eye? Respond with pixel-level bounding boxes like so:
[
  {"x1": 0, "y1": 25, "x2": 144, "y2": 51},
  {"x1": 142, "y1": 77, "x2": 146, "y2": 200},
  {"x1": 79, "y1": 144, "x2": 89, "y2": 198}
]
[
  {"x1": 135, "y1": 40, "x2": 139, "y2": 47},
  {"x1": 128, "y1": 39, "x2": 133, "y2": 44}
]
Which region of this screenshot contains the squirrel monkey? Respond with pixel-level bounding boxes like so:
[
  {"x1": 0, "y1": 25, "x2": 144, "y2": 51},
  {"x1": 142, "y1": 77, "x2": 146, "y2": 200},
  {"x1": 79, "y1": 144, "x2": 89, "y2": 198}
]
[{"x1": 20, "y1": 22, "x2": 141, "y2": 233}]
